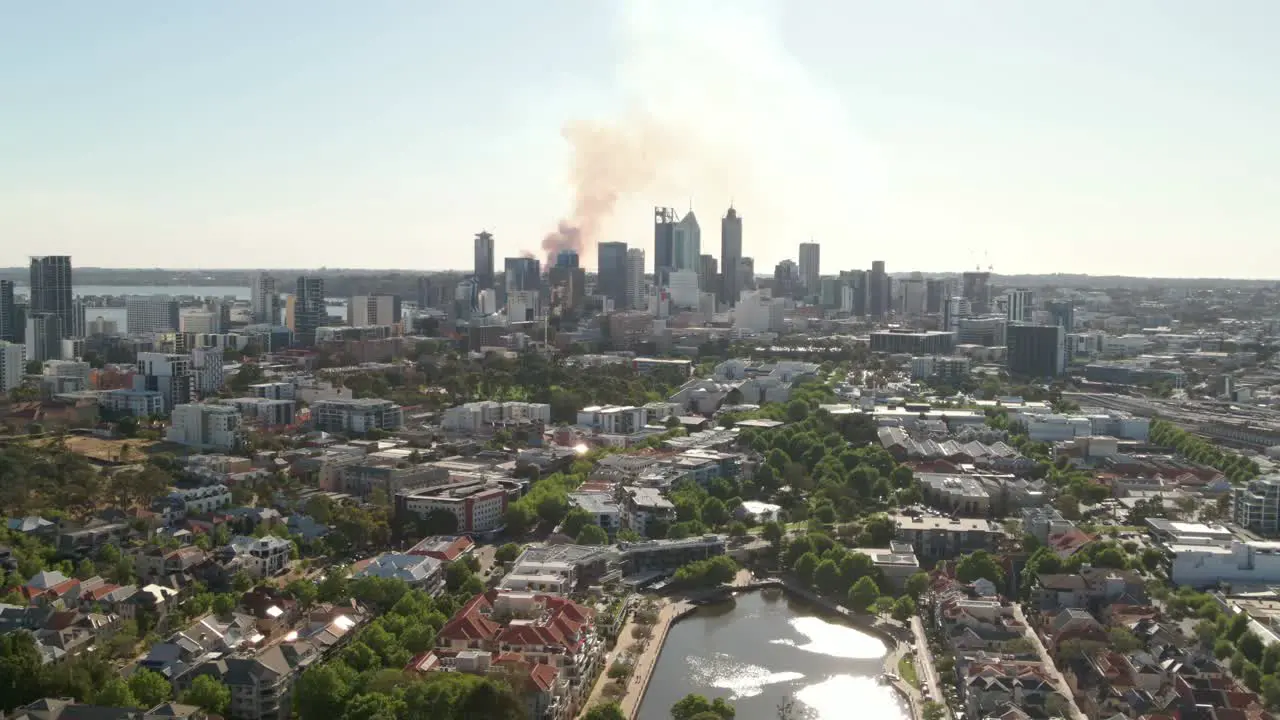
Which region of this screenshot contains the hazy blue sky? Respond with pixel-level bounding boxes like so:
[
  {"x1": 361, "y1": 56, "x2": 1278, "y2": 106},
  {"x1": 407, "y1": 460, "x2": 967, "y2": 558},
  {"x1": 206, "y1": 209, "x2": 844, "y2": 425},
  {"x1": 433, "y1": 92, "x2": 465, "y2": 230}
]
[{"x1": 3, "y1": 1, "x2": 1278, "y2": 277}]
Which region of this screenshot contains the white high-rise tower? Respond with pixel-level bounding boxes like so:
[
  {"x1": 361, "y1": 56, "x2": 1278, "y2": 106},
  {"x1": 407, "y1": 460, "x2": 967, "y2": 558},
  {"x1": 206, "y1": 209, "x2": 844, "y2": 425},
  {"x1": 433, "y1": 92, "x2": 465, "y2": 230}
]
[{"x1": 626, "y1": 248, "x2": 646, "y2": 310}]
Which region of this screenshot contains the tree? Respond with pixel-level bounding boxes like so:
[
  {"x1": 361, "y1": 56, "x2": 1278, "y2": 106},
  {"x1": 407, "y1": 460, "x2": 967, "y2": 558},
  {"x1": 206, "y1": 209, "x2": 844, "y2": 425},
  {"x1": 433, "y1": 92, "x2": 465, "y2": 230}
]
[
  {"x1": 1141, "y1": 547, "x2": 1164, "y2": 572},
  {"x1": 95, "y1": 678, "x2": 140, "y2": 708},
  {"x1": 576, "y1": 524, "x2": 609, "y2": 545},
  {"x1": 582, "y1": 703, "x2": 627, "y2": 720},
  {"x1": 762, "y1": 521, "x2": 785, "y2": 546},
  {"x1": 285, "y1": 579, "x2": 318, "y2": 610},
  {"x1": 702, "y1": 498, "x2": 730, "y2": 527},
  {"x1": 495, "y1": 543, "x2": 522, "y2": 564},
  {"x1": 416, "y1": 509, "x2": 459, "y2": 536},
  {"x1": 212, "y1": 593, "x2": 237, "y2": 616},
  {"x1": 181, "y1": 675, "x2": 231, "y2": 715},
  {"x1": 128, "y1": 669, "x2": 172, "y2": 708},
  {"x1": 892, "y1": 595, "x2": 917, "y2": 622},
  {"x1": 1054, "y1": 493, "x2": 1081, "y2": 521},
  {"x1": 561, "y1": 507, "x2": 594, "y2": 538},
  {"x1": 1240, "y1": 632, "x2": 1265, "y2": 664},
  {"x1": 1109, "y1": 628, "x2": 1143, "y2": 653},
  {"x1": 849, "y1": 576, "x2": 880, "y2": 612},
  {"x1": 956, "y1": 550, "x2": 1005, "y2": 587},
  {"x1": 922, "y1": 701, "x2": 946, "y2": 720},
  {"x1": 446, "y1": 562, "x2": 475, "y2": 593},
  {"x1": 814, "y1": 559, "x2": 843, "y2": 595},
  {"x1": 672, "y1": 693, "x2": 736, "y2": 720},
  {"x1": 905, "y1": 571, "x2": 930, "y2": 599},
  {"x1": 794, "y1": 552, "x2": 819, "y2": 588}
]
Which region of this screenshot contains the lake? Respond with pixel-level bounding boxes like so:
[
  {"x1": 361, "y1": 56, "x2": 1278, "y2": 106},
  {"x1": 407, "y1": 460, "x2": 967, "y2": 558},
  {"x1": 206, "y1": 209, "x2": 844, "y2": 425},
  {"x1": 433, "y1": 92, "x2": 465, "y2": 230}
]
[{"x1": 638, "y1": 591, "x2": 908, "y2": 720}]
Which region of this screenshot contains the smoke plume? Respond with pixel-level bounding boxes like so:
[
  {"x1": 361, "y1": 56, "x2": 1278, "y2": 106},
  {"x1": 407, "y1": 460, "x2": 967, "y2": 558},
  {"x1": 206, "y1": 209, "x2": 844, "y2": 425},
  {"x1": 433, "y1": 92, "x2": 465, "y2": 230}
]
[
  {"x1": 540, "y1": 119, "x2": 677, "y2": 267},
  {"x1": 535, "y1": 0, "x2": 875, "y2": 269}
]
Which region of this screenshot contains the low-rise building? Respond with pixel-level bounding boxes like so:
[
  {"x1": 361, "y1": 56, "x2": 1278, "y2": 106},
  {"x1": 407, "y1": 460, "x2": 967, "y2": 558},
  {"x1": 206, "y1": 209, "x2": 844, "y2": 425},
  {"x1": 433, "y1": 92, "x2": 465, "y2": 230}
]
[
  {"x1": 855, "y1": 542, "x2": 920, "y2": 591},
  {"x1": 352, "y1": 553, "x2": 443, "y2": 594},
  {"x1": 311, "y1": 397, "x2": 403, "y2": 434},
  {"x1": 167, "y1": 403, "x2": 243, "y2": 452},
  {"x1": 224, "y1": 536, "x2": 291, "y2": 579},
  {"x1": 620, "y1": 487, "x2": 675, "y2": 538},
  {"x1": 1170, "y1": 540, "x2": 1280, "y2": 588},
  {"x1": 566, "y1": 492, "x2": 621, "y2": 537},
  {"x1": 396, "y1": 479, "x2": 513, "y2": 535},
  {"x1": 889, "y1": 515, "x2": 1004, "y2": 560}
]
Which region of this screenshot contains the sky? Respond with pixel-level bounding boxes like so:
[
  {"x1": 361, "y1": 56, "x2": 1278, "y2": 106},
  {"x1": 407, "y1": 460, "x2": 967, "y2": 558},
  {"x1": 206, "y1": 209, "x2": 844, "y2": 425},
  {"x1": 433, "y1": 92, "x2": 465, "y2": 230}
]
[{"x1": 2, "y1": 0, "x2": 1278, "y2": 278}]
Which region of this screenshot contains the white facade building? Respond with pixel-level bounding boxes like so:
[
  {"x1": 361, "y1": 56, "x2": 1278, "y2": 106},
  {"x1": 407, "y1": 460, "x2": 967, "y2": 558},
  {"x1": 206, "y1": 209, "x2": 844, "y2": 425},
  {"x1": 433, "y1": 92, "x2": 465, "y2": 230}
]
[
  {"x1": 312, "y1": 398, "x2": 404, "y2": 434},
  {"x1": 626, "y1": 248, "x2": 646, "y2": 310},
  {"x1": 41, "y1": 360, "x2": 91, "y2": 393},
  {"x1": 0, "y1": 342, "x2": 24, "y2": 393},
  {"x1": 179, "y1": 311, "x2": 219, "y2": 334},
  {"x1": 125, "y1": 295, "x2": 180, "y2": 334},
  {"x1": 441, "y1": 401, "x2": 551, "y2": 432},
  {"x1": 167, "y1": 403, "x2": 243, "y2": 451},
  {"x1": 1171, "y1": 540, "x2": 1280, "y2": 589},
  {"x1": 507, "y1": 290, "x2": 540, "y2": 324},
  {"x1": 666, "y1": 270, "x2": 700, "y2": 309},
  {"x1": 1005, "y1": 289, "x2": 1034, "y2": 323},
  {"x1": 734, "y1": 290, "x2": 784, "y2": 333},
  {"x1": 348, "y1": 295, "x2": 398, "y2": 327},
  {"x1": 227, "y1": 535, "x2": 291, "y2": 578},
  {"x1": 135, "y1": 352, "x2": 195, "y2": 413}
]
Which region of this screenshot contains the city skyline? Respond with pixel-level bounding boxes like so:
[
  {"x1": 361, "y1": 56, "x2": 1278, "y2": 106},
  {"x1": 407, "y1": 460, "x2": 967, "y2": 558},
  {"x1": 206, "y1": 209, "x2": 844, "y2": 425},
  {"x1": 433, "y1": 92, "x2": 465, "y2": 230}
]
[{"x1": 4, "y1": 0, "x2": 1279, "y2": 277}]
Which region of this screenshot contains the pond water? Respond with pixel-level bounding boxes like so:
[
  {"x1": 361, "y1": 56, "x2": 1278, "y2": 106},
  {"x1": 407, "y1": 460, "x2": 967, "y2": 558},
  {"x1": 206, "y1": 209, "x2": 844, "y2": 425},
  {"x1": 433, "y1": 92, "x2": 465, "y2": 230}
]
[{"x1": 638, "y1": 591, "x2": 910, "y2": 720}]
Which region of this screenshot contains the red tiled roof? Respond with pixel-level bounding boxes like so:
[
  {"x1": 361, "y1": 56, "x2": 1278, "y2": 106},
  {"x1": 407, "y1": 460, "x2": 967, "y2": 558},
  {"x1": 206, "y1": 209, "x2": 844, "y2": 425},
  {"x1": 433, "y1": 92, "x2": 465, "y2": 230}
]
[{"x1": 85, "y1": 584, "x2": 122, "y2": 601}]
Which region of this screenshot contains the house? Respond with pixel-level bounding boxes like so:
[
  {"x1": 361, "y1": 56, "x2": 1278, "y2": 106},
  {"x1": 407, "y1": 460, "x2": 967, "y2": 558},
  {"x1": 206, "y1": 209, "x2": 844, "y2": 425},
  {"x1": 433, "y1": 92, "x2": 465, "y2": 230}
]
[
  {"x1": 961, "y1": 656, "x2": 1054, "y2": 718},
  {"x1": 406, "y1": 535, "x2": 475, "y2": 563},
  {"x1": 56, "y1": 519, "x2": 131, "y2": 556},
  {"x1": 222, "y1": 536, "x2": 291, "y2": 579},
  {"x1": 7, "y1": 516, "x2": 56, "y2": 537},
  {"x1": 435, "y1": 589, "x2": 601, "y2": 712},
  {"x1": 181, "y1": 643, "x2": 313, "y2": 720},
  {"x1": 1034, "y1": 567, "x2": 1147, "y2": 612},
  {"x1": 351, "y1": 553, "x2": 444, "y2": 594},
  {"x1": 1045, "y1": 607, "x2": 1107, "y2": 650},
  {"x1": 9, "y1": 698, "x2": 208, "y2": 720},
  {"x1": 134, "y1": 547, "x2": 209, "y2": 583},
  {"x1": 406, "y1": 649, "x2": 570, "y2": 720}
]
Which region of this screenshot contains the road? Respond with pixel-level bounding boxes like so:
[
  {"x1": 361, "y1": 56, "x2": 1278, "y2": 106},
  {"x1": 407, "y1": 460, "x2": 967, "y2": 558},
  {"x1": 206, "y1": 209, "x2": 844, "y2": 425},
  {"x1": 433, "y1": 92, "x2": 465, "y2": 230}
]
[
  {"x1": 1011, "y1": 605, "x2": 1088, "y2": 720},
  {"x1": 910, "y1": 616, "x2": 943, "y2": 710},
  {"x1": 619, "y1": 600, "x2": 690, "y2": 719}
]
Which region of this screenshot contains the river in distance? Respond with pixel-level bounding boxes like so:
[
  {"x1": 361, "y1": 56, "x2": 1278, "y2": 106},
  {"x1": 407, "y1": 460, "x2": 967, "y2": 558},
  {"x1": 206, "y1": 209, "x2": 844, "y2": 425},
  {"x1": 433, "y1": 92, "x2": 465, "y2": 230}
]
[
  {"x1": 22, "y1": 285, "x2": 346, "y2": 334},
  {"x1": 638, "y1": 591, "x2": 909, "y2": 720}
]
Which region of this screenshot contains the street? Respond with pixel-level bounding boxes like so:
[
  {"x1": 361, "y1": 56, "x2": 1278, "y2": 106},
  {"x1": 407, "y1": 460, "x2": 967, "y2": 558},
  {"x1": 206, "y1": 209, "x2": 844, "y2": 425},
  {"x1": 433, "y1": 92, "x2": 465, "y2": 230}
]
[
  {"x1": 910, "y1": 616, "x2": 943, "y2": 708},
  {"x1": 1011, "y1": 605, "x2": 1089, "y2": 720}
]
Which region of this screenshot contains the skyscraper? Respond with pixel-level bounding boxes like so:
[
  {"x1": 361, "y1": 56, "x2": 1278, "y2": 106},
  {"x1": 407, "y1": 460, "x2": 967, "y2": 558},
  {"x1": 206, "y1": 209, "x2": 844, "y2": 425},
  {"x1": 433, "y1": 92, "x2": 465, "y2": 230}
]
[
  {"x1": 698, "y1": 255, "x2": 718, "y2": 295},
  {"x1": 720, "y1": 207, "x2": 742, "y2": 306},
  {"x1": 626, "y1": 248, "x2": 646, "y2": 310},
  {"x1": 962, "y1": 271, "x2": 992, "y2": 314},
  {"x1": 29, "y1": 255, "x2": 73, "y2": 340},
  {"x1": 737, "y1": 257, "x2": 756, "y2": 294},
  {"x1": 294, "y1": 276, "x2": 325, "y2": 344},
  {"x1": 774, "y1": 260, "x2": 799, "y2": 299},
  {"x1": 24, "y1": 313, "x2": 62, "y2": 362},
  {"x1": 597, "y1": 242, "x2": 628, "y2": 309},
  {"x1": 504, "y1": 257, "x2": 541, "y2": 294},
  {"x1": 798, "y1": 243, "x2": 821, "y2": 293},
  {"x1": 1006, "y1": 323, "x2": 1065, "y2": 378},
  {"x1": 654, "y1": 207, "x2": 677, "y2": 283},
  {"x1": 672, "y1": 211, "x2": 701, "y2": 272},
  {"x1": 1005, "y1": 289, "x2": 1034, "y2": 324},
  {"x1": 251, "y1": 273, "x2": 280, "y2": 325},
  {"x1": 0, "y1": 280, "x2": 16, "y2": 343},
  {"x1": 925, "y1": 279, "x2": 946, "y2": 314},
  {"x1": 868, "y1": 260, "x2": 888, "y2": 317},
  {"x1": 1047, "y1": 300, "x2": 1076, "y2": 331},
  {"x1": 474, "y1": 231, "x2": 495, "y2": 290},
  {"x1": 556, "y1": 250, "x2": 579, "y2": 269},
  {"x1": 126, "y1": 295, "x2": 181, "y2": 334}
]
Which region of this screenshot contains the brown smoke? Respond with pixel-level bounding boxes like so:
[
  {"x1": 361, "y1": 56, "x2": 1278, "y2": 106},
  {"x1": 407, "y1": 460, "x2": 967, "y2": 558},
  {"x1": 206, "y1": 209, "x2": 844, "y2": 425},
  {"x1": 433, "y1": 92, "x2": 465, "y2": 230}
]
[{"x1": 540, "y1": 117, "x2": 678, "y2": 267}]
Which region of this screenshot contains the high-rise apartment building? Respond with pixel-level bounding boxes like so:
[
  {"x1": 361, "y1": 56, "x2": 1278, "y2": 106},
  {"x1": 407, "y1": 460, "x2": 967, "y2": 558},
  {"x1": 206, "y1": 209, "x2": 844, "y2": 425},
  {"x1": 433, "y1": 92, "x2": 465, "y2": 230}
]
[
  {"x1": 962, "y1": 271, "x2": 992, "y2": 314},
  {"x1": 549, "y1": 253, "x2": 586, "y2": 312},
  {"x1": 654, "y1": 207, "x2": 677, "y2": 283},
  {"x1": 474, "y1": 232, "x2": 495, "y2": 290},
  {"x1": 840, "y1": 270, "x2": 867, "y2": 316},
  {"x1": 126, "y1": 295, "x2": 181, "y2": 334},
  {"x1": 720, "y1": 207, "x2": 742, "y2": 306},
  {"x1": 0, "y1": 280, "x2": 16, "y2": 343},
  {"x1": 0, "y1": 341, "x2": 24, "y2": 393},
  {"x1": 348, "y1": 295, "x2": 400, "y2": 327},
  {"x1": 294, "y1": 276, "x2": 326, "y2": 344},
  {"x1": 251, "y1": 273, "x2": 280, "y2": 325},
  {"x1": 1006, "y1": 324, "x2": 1064, "y2": 378},
  {"x1": 698, "y1": 254, "x2": 718, "y2": 295},
  {"x1": 24, "y1": 313, "x2": 62, "y2": 363},
  {"x1": 626, "y1": 248, "x2": 646, "y2": 310},
  {"x1": 943, "y1": 297, "x2": 971, "y2": 332},
  {"x1": 29, "y1": 256, "x2": 73, "y2": 340},
  {"x1": 798, "y1": 243, "x2": 821, "y2": 293},
  {"x1": 135, "y1": 352, "x2": 195, "y2": 412},
  {"x1": 1005, "y1": 289, "x2": 1034, "y2": 324},
  {"x1": 868, "y1": 260, "x2": 888, "y2": 317},
  {"x1": 597, "y1": 242, "x2": 628, "y2": 309}
]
